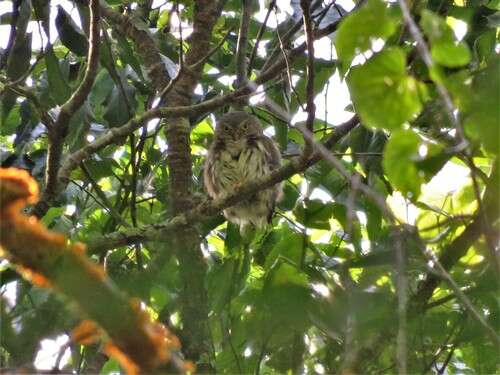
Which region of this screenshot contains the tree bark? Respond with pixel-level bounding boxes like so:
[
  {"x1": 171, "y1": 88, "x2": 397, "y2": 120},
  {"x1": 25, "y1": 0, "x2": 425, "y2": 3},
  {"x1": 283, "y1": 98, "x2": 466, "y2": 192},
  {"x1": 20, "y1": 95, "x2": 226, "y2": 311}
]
[{"x1": 163, "y1": 1, "x2": 224, "y2": 371}]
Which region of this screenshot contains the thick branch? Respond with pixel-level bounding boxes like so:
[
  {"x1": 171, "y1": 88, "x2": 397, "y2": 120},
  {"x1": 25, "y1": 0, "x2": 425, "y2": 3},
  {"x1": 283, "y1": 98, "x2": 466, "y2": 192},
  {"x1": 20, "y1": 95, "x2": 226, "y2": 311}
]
[
  {"x1": 100, "y1": 4, "x2": 170, "y2": 92},
  {"x1": 0, "y1": 169, "x2": 186, "y2": 374},
  {"x1": 162, "y1": 1, "x2": 225, "y2": 370},
  {"x1": 235, "y1": 0, "x2": 252, "y2": 90}
]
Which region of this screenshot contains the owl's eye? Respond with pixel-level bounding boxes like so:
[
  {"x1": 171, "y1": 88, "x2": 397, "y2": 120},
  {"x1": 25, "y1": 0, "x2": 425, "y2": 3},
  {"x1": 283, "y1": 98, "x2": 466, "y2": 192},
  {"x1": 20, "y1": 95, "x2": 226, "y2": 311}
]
[
  {"x1": 242, "y1": 122, "x2": 248, "y2": 130},
  {"x1": 224, "y1": 125, "x2": 231, "y2": 132}
]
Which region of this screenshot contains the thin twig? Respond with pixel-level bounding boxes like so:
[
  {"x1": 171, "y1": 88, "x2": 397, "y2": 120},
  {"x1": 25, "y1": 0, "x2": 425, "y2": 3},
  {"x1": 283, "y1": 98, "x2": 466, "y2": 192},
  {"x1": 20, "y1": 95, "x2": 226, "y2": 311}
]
[
  {"x1": 80, "y1": 164, "x2": 131, "y2": 228},
  {"x1": 158, "y1": 27, "x2": 233, "y2": 101},
  {"x1": 300, "y1": 0, "x2": 317, "y2": 157},
  {"x1": 274, "y1": 9, "x2": 305, "y2": 112},
  {"x1": 395, "y1": 227, "x2": 408, "y2": 375},
  {"x1": 189, "y1": 28, "x2": 233, "y2": 71},
  {"x1": 261, "y1": 0, "x2": 324, "y2": 72},
  {"x1": 248, "y1": 0, "x2": 276, "y2": 75},
  {"x1": 418, "y1": 243, "x2": 500, "y2": 346},
  {"x1": 294, "y1": 123, "x2": 397, "y2": 222}
]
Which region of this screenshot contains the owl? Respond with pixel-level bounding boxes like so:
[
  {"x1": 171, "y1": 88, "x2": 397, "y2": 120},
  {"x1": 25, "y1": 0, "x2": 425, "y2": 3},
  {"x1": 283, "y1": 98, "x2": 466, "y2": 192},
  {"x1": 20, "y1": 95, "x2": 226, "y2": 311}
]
[{"x1": 204, "y1": 111, "x2": 282, "y2": 228}]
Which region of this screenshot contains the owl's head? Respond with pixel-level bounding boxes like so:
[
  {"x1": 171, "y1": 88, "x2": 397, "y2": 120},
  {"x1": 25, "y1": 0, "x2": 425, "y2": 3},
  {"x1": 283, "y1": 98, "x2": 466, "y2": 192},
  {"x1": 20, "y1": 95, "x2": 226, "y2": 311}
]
[{"x1": 215, "y1": 111, "x2": 263, "y2": 141}]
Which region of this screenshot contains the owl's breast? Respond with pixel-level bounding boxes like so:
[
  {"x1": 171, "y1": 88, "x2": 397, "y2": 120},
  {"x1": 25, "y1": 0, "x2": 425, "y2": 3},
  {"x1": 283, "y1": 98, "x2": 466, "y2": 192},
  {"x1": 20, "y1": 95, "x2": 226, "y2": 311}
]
[
  {"x1": 238, "y1": 140, "x2": 270, "y2": 179},
  {"x1": 216, "y1": 140, "x2": 269, "y2": 184}
]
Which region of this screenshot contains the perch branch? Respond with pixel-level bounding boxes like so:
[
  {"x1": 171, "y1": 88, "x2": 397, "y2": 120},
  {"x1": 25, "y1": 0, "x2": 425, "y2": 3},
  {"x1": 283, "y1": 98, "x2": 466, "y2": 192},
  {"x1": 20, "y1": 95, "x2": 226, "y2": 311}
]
[{"x1": 85, "y1": 116, "x2": 359, "y2": 253}]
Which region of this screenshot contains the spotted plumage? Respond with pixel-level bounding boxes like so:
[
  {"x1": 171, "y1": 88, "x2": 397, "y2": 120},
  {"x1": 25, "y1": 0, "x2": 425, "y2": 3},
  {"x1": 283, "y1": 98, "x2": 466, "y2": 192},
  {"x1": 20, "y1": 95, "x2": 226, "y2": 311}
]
[{"x1": 204, "y1": 111, "x2": 282, "y2": 228}]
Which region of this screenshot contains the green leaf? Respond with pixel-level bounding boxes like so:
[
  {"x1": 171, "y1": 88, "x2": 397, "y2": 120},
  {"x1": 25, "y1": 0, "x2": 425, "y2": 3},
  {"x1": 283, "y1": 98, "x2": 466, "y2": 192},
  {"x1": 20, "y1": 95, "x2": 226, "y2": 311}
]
[
  {"x1": 264, "y1": 230, "x2": 304, "y2": 270},
  {"x1": 55, "y1": 5, "x2": 88, "y2": 57},
  {"x1": 294, "y1": 199, "x2": 334, "y2": 229},
  {"x1": 335, "y1": 0, "x2": 399, "y2": 65},
  {"x1": 32, "y1": 0, "x2": 50, "y2": 36},
  {"x1": 420, "y1": 10, "x2": 471, "y2": 68},
  {"x1": 414, "y1": 146, "x2": 449, "y2": 182},
  {"x1": 344, "y1": 249, "x2": 396, "y2": 268},
  {"x1": 114, "y1": 31, "x2": 144, "y2": 79},
  {"x1": 277, "y1": 181, "x2": 300, "y2": 211},
  {"x1": 263, "y1": 261, "x2": 312, "y2": 327},
  {"x1": 157, "y1": 10, "x2": 170, "y2": 29},
  {"x1": 2, "y1": 30, "x2": 32, "y2": 120},
  {"x1": 383, "y1": 129, "x2": 423, "y2": 199},
  {"x1": 348, "y1": 48, "x2": 423, "y2": 130},
  {"x1": 274, "y1": 121, "x2": 288, "y2": 151},
  {"x1": 83, "y1": 158, "x2": 119, "y2": 181},
  {"x1": 101, "y1": 358, "x2": 120, "y2": 374},
  {"x1": 420, "y1": 10, "x2": 455, "y2": 43},
  {"x1": 6, "y1": 32, "x2": 31, "y2": 81},
  {"x1": 473, "y1": 29, "x2": 497, "y2": 66},
  {"x1": 45, "y1": 45, "x2": 71, "y2": 104},
  {"x1": 293, "y1": 61, "x2": 336, "y2": 111},
  {"x1": 207, "y1": 258, "x2": 236, "y2": 313},
  {"x1": 103, "y1": 74, "x2": 137, "y2": 127},
  {"x1": 365, "y1": 199, "x2": 382, "y2": 241},
  {"x1": 463, "y1": 56, "x2": 499, "y2": 155},
  {"x1": 431, "y1": 41, "x2": 471, "y2": 67}
]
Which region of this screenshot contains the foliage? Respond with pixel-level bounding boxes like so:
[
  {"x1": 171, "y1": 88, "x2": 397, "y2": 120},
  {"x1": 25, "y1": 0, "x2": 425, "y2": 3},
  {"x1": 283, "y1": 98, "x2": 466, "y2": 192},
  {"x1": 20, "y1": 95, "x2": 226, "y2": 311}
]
[{"x1": 0, "y1": 0, "x2": 498, "y2": 374}]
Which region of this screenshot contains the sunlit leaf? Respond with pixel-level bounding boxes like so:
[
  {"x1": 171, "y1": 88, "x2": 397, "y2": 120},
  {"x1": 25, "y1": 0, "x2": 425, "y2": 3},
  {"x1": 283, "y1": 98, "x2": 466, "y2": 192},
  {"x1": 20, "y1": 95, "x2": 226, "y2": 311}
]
[
  {"x1": 335, "y1": 0, "x2": 400, "y2": 66},
  {"x1": 55, "y1": 5, "x2": 88, "y2": 57},
  {"x1": 420, "y1": 10, "x2": 471, "y2": 68},
  {"x1": 383, "y1": 129, "x2": 422, "y2": 199},
  {"x1": 348, "y1": 48, "x2": 424, "y2": 130},
  {"x1": 463, "y1": 56, "x2": 499, "y2": 155}
]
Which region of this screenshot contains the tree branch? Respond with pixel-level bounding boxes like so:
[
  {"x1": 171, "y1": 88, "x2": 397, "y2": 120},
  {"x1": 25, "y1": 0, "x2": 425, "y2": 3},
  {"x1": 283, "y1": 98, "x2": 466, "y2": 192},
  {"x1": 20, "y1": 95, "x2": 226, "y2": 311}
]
[
  {"x1": 34, "y1": 0, "x2": 101, "y2": 217},
  {"x1": 100, "y1": 4, "x2": 170, "y2": 92},
  {"x1": 235, "y1": 0, "x2": 252, "y2": 90},
  {"x1": 417, "y1": 240, "x2": 500, "y2": 346},
  {"x1": 161, "y1": 0, "x2": 225, "y2": 370},
  {"x1": 34, "y1": 10, "x2": 348, "y2": 217},
  {"x1": 248, "y1": 0, "x2": 275, "y2": 75}
]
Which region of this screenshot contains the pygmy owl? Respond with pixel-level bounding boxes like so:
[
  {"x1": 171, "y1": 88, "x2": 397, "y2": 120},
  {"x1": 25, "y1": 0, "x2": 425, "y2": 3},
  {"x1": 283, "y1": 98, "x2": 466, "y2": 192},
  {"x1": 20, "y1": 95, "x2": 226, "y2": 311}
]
[{"x1": 204, "y1": 111, "x2": 282, "y2": 228}]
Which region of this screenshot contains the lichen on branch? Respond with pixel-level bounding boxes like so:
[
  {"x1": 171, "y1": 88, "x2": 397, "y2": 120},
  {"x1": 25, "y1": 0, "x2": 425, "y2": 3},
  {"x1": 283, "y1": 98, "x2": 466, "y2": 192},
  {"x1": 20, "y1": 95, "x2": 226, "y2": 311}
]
[{"x1": 0, "y1": 168, "x2": 189, "y2": 374}]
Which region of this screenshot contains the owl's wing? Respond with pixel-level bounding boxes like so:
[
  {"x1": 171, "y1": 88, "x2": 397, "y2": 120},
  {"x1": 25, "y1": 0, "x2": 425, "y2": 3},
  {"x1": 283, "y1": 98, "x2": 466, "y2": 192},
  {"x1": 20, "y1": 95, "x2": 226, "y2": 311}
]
[
  {"x1": 260, "y1": 136, "x2": 282, "y2": 170},
  {"x1": 259, "y1": 136, "x2": 283, "y2": 223},
  {"x1": 203, "y1": 146, "x2": 220, "y2": 197}
]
